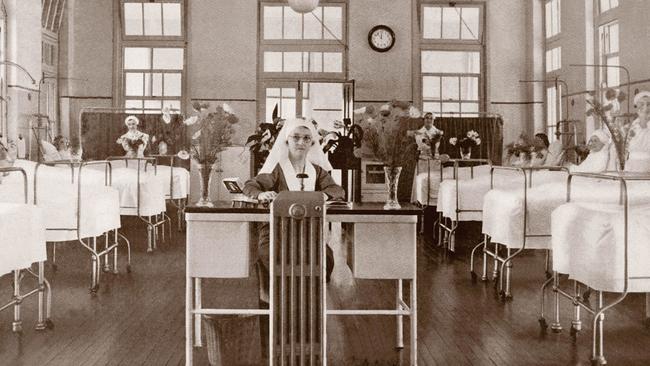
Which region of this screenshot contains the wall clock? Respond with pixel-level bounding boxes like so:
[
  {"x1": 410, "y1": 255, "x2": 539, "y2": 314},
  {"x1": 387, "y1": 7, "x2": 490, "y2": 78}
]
[{"x1": 368, "y1": 25, "x2": 395, "y2": 53}]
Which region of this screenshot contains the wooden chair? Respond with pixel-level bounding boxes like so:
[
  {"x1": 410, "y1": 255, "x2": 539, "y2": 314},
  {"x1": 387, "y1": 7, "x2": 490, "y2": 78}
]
[{"x1": 270, "y1": 191, "x2": 326, "y2": 365}]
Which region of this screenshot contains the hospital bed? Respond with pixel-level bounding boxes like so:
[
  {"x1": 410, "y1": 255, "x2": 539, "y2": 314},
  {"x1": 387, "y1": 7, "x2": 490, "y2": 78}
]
[
  {"x1": 149, "y1": 154, "x2": 190, "y2": 231},
  {"x1": 435, "y1": 159, "x2": 492, "y2": 252},
  {"x1": 102, "y1": 157, "x2": 169, "y2": 252},
  {"x1": 0, "y1": 167, "x2": 52, "y2": 331},
  {"x1": 2, "y1": 159, "x2": 126, "y2": 293},
  {"x1": 543, "y1": 172, "x2": 650, "y2": 365}
]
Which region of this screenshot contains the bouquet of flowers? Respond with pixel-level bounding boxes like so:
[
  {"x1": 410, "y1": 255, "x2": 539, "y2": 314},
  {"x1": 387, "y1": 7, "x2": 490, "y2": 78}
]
[
  {"x1": 353, "y1": 100, "x2": 419, "y2": 168},
  {"x1": 449, "y1": 130, "x2": 481, "y2": 159},
  {"x1": 586, "y1": 87, "x2": 629, "y2": 170},
  {"x1": 322, "y1": 117, "x2": 364, "y2": 169},
  {"x1": 171, "y1": 102, "x2": 239, "y2": 165}
]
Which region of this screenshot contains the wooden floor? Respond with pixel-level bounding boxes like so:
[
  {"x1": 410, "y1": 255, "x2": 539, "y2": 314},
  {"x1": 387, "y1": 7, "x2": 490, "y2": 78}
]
[{"x1": 2, "y1": 215, "x2": 650, "y2": 365}]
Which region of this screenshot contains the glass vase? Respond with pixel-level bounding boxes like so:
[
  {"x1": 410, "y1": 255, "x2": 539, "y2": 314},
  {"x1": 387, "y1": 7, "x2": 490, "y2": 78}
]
[
  {"x1": 196, "y1": 162, "x2": 215, "y2": 207},
  {"x1": 461, "y1": 146, "x2": 472, "y2": 160},
  {"x1": 383, "y1": 166, "x2": 402, "y2": 210}
]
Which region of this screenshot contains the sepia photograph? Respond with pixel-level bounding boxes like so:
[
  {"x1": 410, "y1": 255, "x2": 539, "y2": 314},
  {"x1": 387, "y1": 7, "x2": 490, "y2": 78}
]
[{"x1": 1, "y1": 0, "x2": 650, "y2": 365}]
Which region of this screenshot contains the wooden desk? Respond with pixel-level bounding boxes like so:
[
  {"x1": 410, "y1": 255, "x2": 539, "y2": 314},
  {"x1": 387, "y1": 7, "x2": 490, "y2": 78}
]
[{"x1": 185, "y1": 202, "x2": 418, "y2": 365}]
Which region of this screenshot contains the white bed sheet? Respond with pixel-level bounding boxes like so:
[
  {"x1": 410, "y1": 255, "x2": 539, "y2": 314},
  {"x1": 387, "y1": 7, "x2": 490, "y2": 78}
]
[
  {"x1": 482, "y1": 175, "x2": 650, "y2": 250},
  {"x1": 2, "y1": 160, "x2": 122, "y2": 241},
  {"x1": 86, "y1": 160, "x2": 166, "y2": 216},
  {"x1": 552, "y1": 202, "x2": 650, "y2": 292},
  {"x1": 155, "y1": 165, "x2": 190, "y2": 199},
  {"x1": 0, "y1": 203, "x2": 47, "y2": 276}
]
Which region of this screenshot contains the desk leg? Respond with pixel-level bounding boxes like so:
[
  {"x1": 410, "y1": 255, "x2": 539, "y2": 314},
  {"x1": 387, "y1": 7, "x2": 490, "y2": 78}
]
[
  {"x1": 410, "y1": 276, "x2": 417, "y2": 366},
  {"x1": 194, "y1": 278, "x2": 202, "y2": 347},
  {"x1": 186, "y1": 275, "x2": 193, "y2": 366},
  {"x1": 396, "y1": 279, "x2": 404, "y2": 349}
]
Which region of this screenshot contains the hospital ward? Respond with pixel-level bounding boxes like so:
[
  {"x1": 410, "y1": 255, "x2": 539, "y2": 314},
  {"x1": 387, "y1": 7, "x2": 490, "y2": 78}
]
[{"x1": 4, "y1": 0, "x2": 650, "y2": 365}]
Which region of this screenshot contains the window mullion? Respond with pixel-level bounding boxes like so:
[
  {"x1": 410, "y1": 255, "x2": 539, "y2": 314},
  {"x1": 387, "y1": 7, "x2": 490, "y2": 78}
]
[{"x1": 160, "y1": 2, "x2": 164, "y2": 36}]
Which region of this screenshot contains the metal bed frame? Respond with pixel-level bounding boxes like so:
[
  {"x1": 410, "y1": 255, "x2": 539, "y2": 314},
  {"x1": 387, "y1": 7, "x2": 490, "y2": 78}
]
[
  {"x1": 0, "y1": 167, "x2": 52, "y2": 331},
  {"x1": 149, "y1": 153, "x2": 188, "y2": 232},
  {"x1": 35, "y1": 160, "x2": 131, "y2": 293},
  {"x1": 470, "y1": 166, "x2": 568, "y2": 301},
  {"x1": 106, "y1": 156, "x2": 171, "y2": 253},
  {"x1": 539, "y1": 172, "x2": 650, "y2": 365},
  {"x1": 437, "y1": 158, "x2": 492, "y2": 253}
]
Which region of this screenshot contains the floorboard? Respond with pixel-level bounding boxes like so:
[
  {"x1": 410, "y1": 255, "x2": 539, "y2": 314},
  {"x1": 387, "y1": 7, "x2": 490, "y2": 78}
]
[{"x1": 2, "y1": 216, "x2": 650, "y2": 365}]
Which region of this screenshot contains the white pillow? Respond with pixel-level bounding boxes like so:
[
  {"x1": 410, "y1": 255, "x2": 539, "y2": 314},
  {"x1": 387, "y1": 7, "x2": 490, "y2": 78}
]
[{"x1": 41, "y1": 140, "x2": 61, "y2": 162}]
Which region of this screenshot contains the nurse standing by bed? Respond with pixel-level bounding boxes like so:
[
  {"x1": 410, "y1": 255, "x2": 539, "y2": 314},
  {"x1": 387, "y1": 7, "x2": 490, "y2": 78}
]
[{"x1": 116, "y1": 116, "x2": 149, "y2": 158}]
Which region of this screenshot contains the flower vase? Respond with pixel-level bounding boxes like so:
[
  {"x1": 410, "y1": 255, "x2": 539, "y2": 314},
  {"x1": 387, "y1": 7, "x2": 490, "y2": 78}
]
[
  {"x1": 196, "y1": 162, "x2": 215, "y2": 207},
  {"x1": 158, "y1": 141, "x2": 168, "y2": 155},
  {"x1": 383, "y1": 166, "x2": 402, "y2": 210},
  {"x1": 461, "y1": 147, "x2": 472, "y2": 160}
]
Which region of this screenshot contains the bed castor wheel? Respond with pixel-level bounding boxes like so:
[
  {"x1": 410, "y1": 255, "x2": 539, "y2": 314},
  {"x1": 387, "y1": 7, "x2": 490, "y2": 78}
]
[
  {"x1": 570, "y1": 326, "x2": 578, "y2": 337},
  {"x1": 538, "y1": 317, "x2": 548, "y2": 331},
  {"x1": 591, "y1": 356, "x2": 607, "y2": 365},
  {"x1": 45, "y1": 319, "x2": 54, "y2": 329},
  {"x1": 12, "y1": 322, "x2": 22, "y2": 333},
  {"x1": 551, "y1": 323, "x2": 562, "y2": 333},
  {"x1": 126, "y1": 264, "x2": 132, "y2": 273},
  {"x1": 470, "y1": 271, "x2": 478, "y2": 283},
  {"x1": 102, "y1": 266, "x2": 111, "y2": 273},
  {"x1": 90, "y1": 284, "x2": 100, "y2": 294}
]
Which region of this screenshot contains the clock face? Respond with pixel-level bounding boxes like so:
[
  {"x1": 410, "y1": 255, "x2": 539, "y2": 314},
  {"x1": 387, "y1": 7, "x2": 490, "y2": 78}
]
[{"x1": 368, "y1": 25, "x2": 395, "y2": 52}]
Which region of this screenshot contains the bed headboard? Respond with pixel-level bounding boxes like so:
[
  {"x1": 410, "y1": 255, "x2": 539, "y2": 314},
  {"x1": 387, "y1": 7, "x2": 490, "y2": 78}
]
[
  {"x1": 79, "y1": 111, "x2": 188, "y2": 161},
  {"x1": 433, "y1": 116, "x2": 504, "y2": 163}
]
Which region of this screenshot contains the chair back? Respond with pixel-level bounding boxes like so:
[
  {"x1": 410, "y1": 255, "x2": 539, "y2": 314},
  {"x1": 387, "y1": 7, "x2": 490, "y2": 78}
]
[{"x1": 270, "y1": 191, "x2": 326, "y2": 365}]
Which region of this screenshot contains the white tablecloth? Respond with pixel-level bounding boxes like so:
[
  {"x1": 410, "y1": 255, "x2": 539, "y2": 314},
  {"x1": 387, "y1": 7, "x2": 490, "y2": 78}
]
[
  {"x1": 552, "y1": 202, "x2": 650, "y2": 292},
  {"x1": 0, "y1": 203, "x2": 46, "y2": 276}
]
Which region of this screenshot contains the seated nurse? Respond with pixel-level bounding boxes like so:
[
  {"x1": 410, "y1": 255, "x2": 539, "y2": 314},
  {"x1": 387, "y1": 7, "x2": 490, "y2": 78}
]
[
  {"x1": 626, "y1": 91, "x2": 650, "y2": 172},
  {"x1": 243, "y1": 117, "x2": 345, "y2": 302}
]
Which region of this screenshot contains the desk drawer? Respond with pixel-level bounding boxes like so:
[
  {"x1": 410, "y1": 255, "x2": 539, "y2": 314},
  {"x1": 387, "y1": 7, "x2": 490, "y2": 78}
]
[
  {"x1": 187, "y1": 221, "x2": 250, "y2": 278},
  {"x1": 346, "y1": 222, "x2": 416, "y2": 279}
]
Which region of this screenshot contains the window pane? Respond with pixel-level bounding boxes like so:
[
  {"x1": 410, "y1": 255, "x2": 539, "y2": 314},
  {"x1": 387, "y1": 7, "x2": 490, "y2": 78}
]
[
  {"x1": 441, "y1": 77, "x2": 459, "y2": 100},
  {"x1": 304, "y1": 8, "x2": 322, "y2": 39},
  {"x1": 266, "y1": 88, "x2": 281, "y2": 98},
  {"x1": 152, "y1": 73, "x2": 163, "y2": 96},
  {"x1": 554, "y1": 47, "x2": 561, "y2": 70},
  {"x1": 143, "y1": 73, "x2": 151, "y2": 96},
  {"x1": 421, "y1": 51, "x2": 480, "y2": 73},
  {"x1": 283, "y1": 6, "x2": 302, "y2": 39},
  {"x1": 323, "y1": 52, "x2": 342, "y2": 72},
  {"x1": 461, "y1": 103, "x2": 479, "y2": 114},
  {"x1": 310, "y1": 52, "x2": 323, "y2": 72},
  {"x1": 163, "y1": 100, "x2": 180, "y2": 112},
  {"x1": 423, "y1": 7, "x2": 442, "y2": 39},
  {"x1": 144, "y1": 100, "x2": 162, "y2": 111},
  {"x1": 143, "y1": 3, "x2": 162, "y2": 36},
  {"x1": 460, "y1": 8, "x2": 479, "y2": 40},
  {"x1": 422, "y1": 76, "x2": 440, "y2": 99},
  {"x1": 152, "y1": 48, "x2": 183, "y2": 70},
  {"x1": 283, "y1": 52, "x2": 303, "y2": 72},
  {"x1": 124, "y1": 3, "x2": 143, "y2": 35},
  {"x1": 264, "y1": 6, "x2": 283, "y2": 39},
  {"x1": 423, "y1": 102, "x2": 441, "y2": 114},
  {"x1": 124, "y1": 47, "x2": 151, "y2": 69},
  {"x1": 609, "y1": 23, "x2": 619, "y2": 53},
  {"x1": 264, "y1": 52, "x2": 283, "y2": 72},
  {"x1": 281, "y1": 97, "x2": 296, "y2": 118},
  {"x1": 162, "y1": 3, "x2": 181, "y2": 36},
  {"x1": 460, "y1": 77, "x2": 478, "y2": 100},
  {"x1": 164, "y1": 73, "x2": 182, "y2": 97},
  {"x1": 323, "y1": 6, "x2": 342, "y2": 40},
  {"x1": 441, "y1": 102, "x2": 460, "y2": 113},
  {"x1": 442, "y1": 7, "x2": 461, "y2": 39},
  {"x1": 125, "y1": 99, "x2": 143, "y2": 113},
  {"x1": 125, "y1": 73, "x2": 144, "y2": 96},
  {"x1": 607, "y1": 56, "x2": 620, "y2": 86},
  {"x1": 545, "y1": 1, "x2": 552, "y2": 38},
  {"x1": 282, "y1": 88, "x2": 296, "y2": 98}
]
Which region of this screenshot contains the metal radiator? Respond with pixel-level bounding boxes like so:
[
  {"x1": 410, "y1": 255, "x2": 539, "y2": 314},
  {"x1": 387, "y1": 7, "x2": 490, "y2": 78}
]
[{"x1": 270, "y1": 192, "x2": 326, "y2": 365}]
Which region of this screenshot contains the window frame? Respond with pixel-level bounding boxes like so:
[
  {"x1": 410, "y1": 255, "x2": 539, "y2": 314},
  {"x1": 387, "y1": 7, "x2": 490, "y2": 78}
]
[
  {"x1": 598, "y1": 0, "x2": 619, "y2": 14},
  {"x1": 418, "y1": 1, "x2": 486, "y2": 116},
  {"x1": 120, "y1": 0, "x2": 185, "y2": 42},
  {"x1": 420, "y1": 2, "x2": 484, "y2": 45},
  {"x1": 545, "y1": 0, "x2": 561, "y2": 40},
  {"x1": 597, "y1": 20, "x2": 620, "y2": 88}
]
